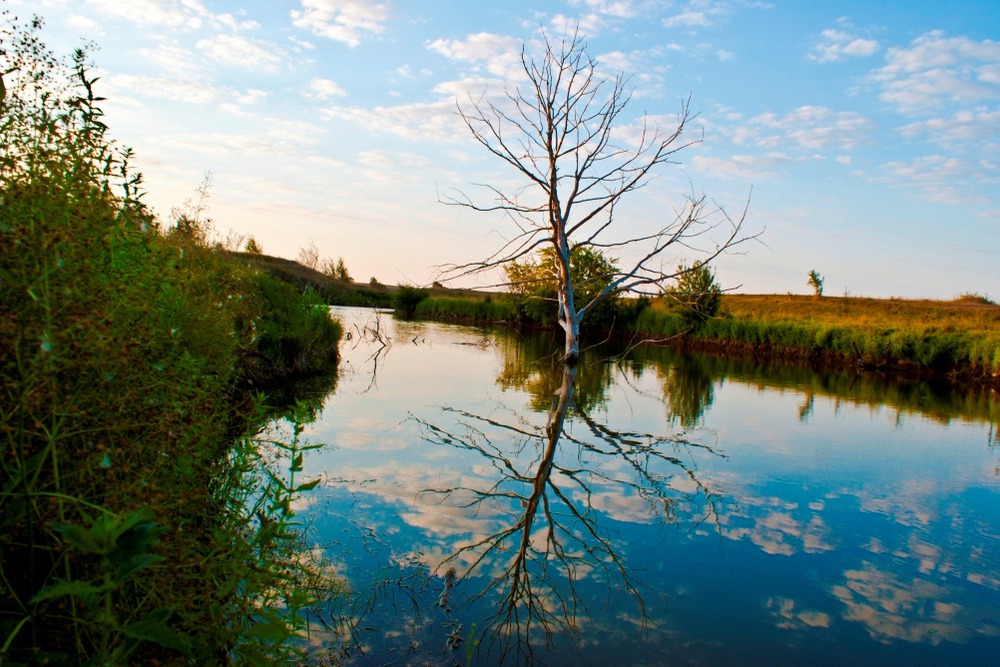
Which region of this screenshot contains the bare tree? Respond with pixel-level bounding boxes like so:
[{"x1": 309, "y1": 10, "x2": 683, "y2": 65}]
[
  {"x1": 297, "y1": 240, "x2": 320, "y2": 270},
  {"x1": 442, "y1": 30, "x2": 754, "y2": 364}
]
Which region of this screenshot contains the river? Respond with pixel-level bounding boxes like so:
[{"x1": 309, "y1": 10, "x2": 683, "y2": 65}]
[{"x1": 292, "y1": 306, "x2": 999, "y2": 666}]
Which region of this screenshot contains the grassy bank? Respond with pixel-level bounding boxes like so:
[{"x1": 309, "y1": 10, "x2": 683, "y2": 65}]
[
  {"x1": 636, "y1": 294, "x2": 1000, "y2": 384},
  {"x1": 394, "y1": 289, "x2": 1000, "y2": 386},
  {"x1": 1, "y1": 19, "x2": 341, "y2": 664}
]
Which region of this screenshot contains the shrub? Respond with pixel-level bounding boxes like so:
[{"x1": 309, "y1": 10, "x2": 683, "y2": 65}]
[
  {"x1": 393, "y1": 284, "x2": 430, "y2": 317},
  {"x1": 665, "y1": 261, "x2": 723, "y2": 324}
]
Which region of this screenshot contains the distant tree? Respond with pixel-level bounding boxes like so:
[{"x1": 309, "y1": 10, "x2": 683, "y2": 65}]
[
  {"x1": 440, "y1": 30, "x2": 753, "y2": 364},
  {"x1": 168, "y1": 173, "x2": 214, "y2": 246},
  {"x1": 808, "y1": 270, "x2": 824, "y2": 298},
  {"x1": 666, "y1": 261, "x2": 722, "y2": 324},
  {"x1": 320, "y1": 256, "x2": 350, "y2": 281},
  {"x1": 298, "y1": 241, "x2": 319, "y2": 270},
  {"x1": 245, "y1": 235, "x2": 263, "y2": 255},
  {"x1": 369, "y1": 276, "x2": 380, "y2": 286},
  {"x1": 334, "y1": 257, "x2": 351, "y2": 281}
]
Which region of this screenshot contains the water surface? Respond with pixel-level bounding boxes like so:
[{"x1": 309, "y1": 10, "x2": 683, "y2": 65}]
[{"x1": 299, "y1": 307, "x2": 1000, "y2": 665}]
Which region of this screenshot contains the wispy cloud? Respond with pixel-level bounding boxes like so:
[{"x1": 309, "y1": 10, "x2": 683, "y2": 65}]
[
  {"x1": 730, "y1": 106, "x2": 876, "y2": 151},
  {"x1": 868, "y1": 32, "x2": 1000, "y2": 111},
  {"x1": 873, "y1": 155, "x2": 997, "y2": 205},
  {"x1": 304, "y1": 77, "x2": 347, "y2": 100},
  {"x1": 691, "y1": 153, "x2": 789, "y2": 180},
  {"x1": 290, "y1": 0, "x2": 391, "y2": 47},
  {"x1": 808, "y1": 28, "x2": 879, "y2": 63},
  {"x1": 84, "y1": 0, "x2": 256, "y2": 31},
  {"x1": 897, "y1": 109, "x2": 1000, "y2": 148},
  {"x1": 196, "y1": 34, "x2": 286, "y2": 72},
  {"x1": 427, "y1": 32, "x2": 524, "y2": 79}
]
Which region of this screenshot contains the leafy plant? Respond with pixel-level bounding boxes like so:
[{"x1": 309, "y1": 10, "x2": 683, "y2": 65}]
[
  {"x1": 393, "y1": 284, "x2": 430, "y2": 317},
  {"x1": 665, "y1": 261, "x2": 723, "y2": 324}
]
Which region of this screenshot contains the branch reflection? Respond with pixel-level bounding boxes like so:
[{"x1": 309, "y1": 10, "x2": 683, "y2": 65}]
[{"x1": 415, "y1": 358, "x2": 724, "y2": 663}]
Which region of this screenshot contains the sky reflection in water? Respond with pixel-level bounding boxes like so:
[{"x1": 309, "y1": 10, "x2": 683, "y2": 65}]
[{"x1": 298, "y1": 307, "x2": 1000, "y2": 666}]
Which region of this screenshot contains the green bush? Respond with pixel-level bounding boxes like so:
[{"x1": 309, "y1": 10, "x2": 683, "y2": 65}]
[
  {"x1": 665, "y1": 261, "x2": 723, "y2": 324},
  {"x1": 393, "y1": 284, "x2": 430, "y2": 317}
]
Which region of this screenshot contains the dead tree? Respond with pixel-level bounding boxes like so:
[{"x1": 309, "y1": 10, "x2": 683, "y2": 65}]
[{"x1": 442, "y1": 29, "x2": 754, "y2": 365}]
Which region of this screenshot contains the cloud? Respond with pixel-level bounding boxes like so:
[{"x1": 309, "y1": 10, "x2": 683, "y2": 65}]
[
  {"x1": 85, "y1": 0, "x2": 204, "y2": 29},
  {"x1": 304, "y1": 77, "x2": 347, "y2": 100},
  {"x1": 730, "y1": 106, "x2": 876, "y2": 151},
  {"x1": 196, "y1": 34, "x2": 285, "y2": 72},
  {"x1": 868, "y1": 31, "x2": 1000, "y2": 111},
  {"x1": 320, "y1": 99, "x2": 462, "y2": 142},
  {"x1": 104, "y1": 73, "x2": 267, "y2": 109},
  {"x1": 808, "y1": 28, "x2": 879, "y2": 63},
  {"x1": 427, "y1": 32, "x2": 520, "y2": 63},
  {"x1": 872, "y1": 155, "x2": 997, "y2": 205},
  {"x1": 569, "y1": 0, "x2": 636, "y2": 18},
  {"x1": 690, "y1": 154, "x2": 786, "y2": 180},
  {"x1": 290, "y1": 0, "x2": 391, "y2": 47},
  {"x1": 663, "y1": 11, "x2": 712, "y2": 28},
  {"x1": 897, "y1": 108, "x2": 1000, "y2": 147},
  {"x1": 84, "y1": 0, "x2": 256, "y2": 31}
]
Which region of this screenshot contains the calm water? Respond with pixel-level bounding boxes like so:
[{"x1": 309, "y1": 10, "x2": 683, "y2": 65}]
[{"x1": 296, "y1": 307, "x2": 1000, "y2": 666}]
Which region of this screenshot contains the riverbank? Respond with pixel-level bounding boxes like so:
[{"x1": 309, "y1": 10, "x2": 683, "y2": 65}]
[
  {"x1": 393, "y1": 291, "x2": 1000, "y2": 389},
  {"x1": 1, "y1": 22, "x2": 342, "y2": 664}
]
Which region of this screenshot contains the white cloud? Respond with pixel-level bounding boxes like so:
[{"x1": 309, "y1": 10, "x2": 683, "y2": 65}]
[
  {"x1": 691, "y1": 153, "x2": 788, "y2": 180},
  {"x1": 290, "y1": 0, "x2": 391, "y2": 47},
  {"x1": 873, "y1": 155, "x2": 997, "y2": 205},
  {"x1": 663, "y1": 11, "x2": 712, "y2": 28},
  {"x1": 104, "y1": 73, "x2": 266, "y2": 109},
  {"x1": 196, "y1": 34, "x2": 285, "y2": 72},
  {"x1": 550, "y1": 12, "x2": 607, "y2": 38},
  {"x1": 868, "y1": 32, "x2": 1000, "y2": 111},
  {"x1": 427, "y1": 32, "x2": 525, "y2": 79},
  {"x1": 85, "y1": 0, "x2": 204, "y2": 29},
  {"x1": 570, "y1": 0, "x2": 635, "y2": 18},
  {"x1": 897, "y1": 108, "x2": 1000, "y2": 147},
  {"x1": 427, "y1": 32, "x2": 519, "y2": 63},
  {"x1": 808, "y1": 28, "x2": 879, "y2": 63},
  {"x1": 731, "y1": 106, "x2": 875, "y2": 151},
  {"x1": 320, "y1": 99, "x2": 463, "y2": 142},
  {"x1": 305, "y1": 77, "x2": 347, "y2": 100}
]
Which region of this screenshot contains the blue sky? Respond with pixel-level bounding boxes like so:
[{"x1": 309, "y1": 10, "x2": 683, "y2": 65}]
[{"x1": 21, "y1": 0, "x2": 1000, "y2": 299}]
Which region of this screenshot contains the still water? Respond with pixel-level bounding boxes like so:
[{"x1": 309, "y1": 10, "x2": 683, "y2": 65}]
[{"x1": 297, "y1": 307, "x2": 999, "y2": 665}]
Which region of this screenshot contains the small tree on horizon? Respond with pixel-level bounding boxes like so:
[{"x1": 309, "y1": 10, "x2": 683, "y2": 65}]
[
  {"x1": 297, "y1": 241, "x2": 319, "y2": 270},
  {"x1": 808, "y1": 270, "x2": 824, "y2": 298}
]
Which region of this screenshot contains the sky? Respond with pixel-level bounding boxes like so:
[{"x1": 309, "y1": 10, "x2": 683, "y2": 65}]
[{"x1": 15, "y1": 0, "x2": 1000, "y2": 299}]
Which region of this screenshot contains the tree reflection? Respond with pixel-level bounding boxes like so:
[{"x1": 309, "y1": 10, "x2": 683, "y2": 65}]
[{"x1": 415, "y1": 360, "x2": 723, "y2": 663}]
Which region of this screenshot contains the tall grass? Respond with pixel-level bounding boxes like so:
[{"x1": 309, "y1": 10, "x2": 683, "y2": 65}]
[
  {"x1": 415, "y1": 296, "x2": 518, "y2": 322},
  {"x1": 636, "y1": 295, "x2": 1000, "y2": 379},
  {"x1": 1, "y1": 16, "x2": 340, "y2": 663}
]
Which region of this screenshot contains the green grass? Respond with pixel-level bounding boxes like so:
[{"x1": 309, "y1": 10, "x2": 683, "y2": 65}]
[{"x1": 638, "y1": 294, "x2": 1000, "y2": 379}]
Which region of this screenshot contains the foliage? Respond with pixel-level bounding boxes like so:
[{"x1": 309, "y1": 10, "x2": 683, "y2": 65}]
[
  {"x1": 321, "y1": 255, "x2": 351, "y2": 281},
  {"x1": 665, "y1": 261, "x2": 723, "y2": 324},
  {"x1": 808, "y1": 270, "x2": 824, "y2": 298},
  {"x1": 0, "y1": 16, "x2": 341, "y2": 663},
  {"x1": 245, "y1": 235, "x2": 263, "y2": 255},
  {"x1": 504, "y1": 246, "x2": 620, "y2": 329},
  {"x1": 393, "y1": 284, "x2": 430, "y2": 317},
  {"x1": 415, "y1": 296, "x2": 518, "y2": 323}
]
